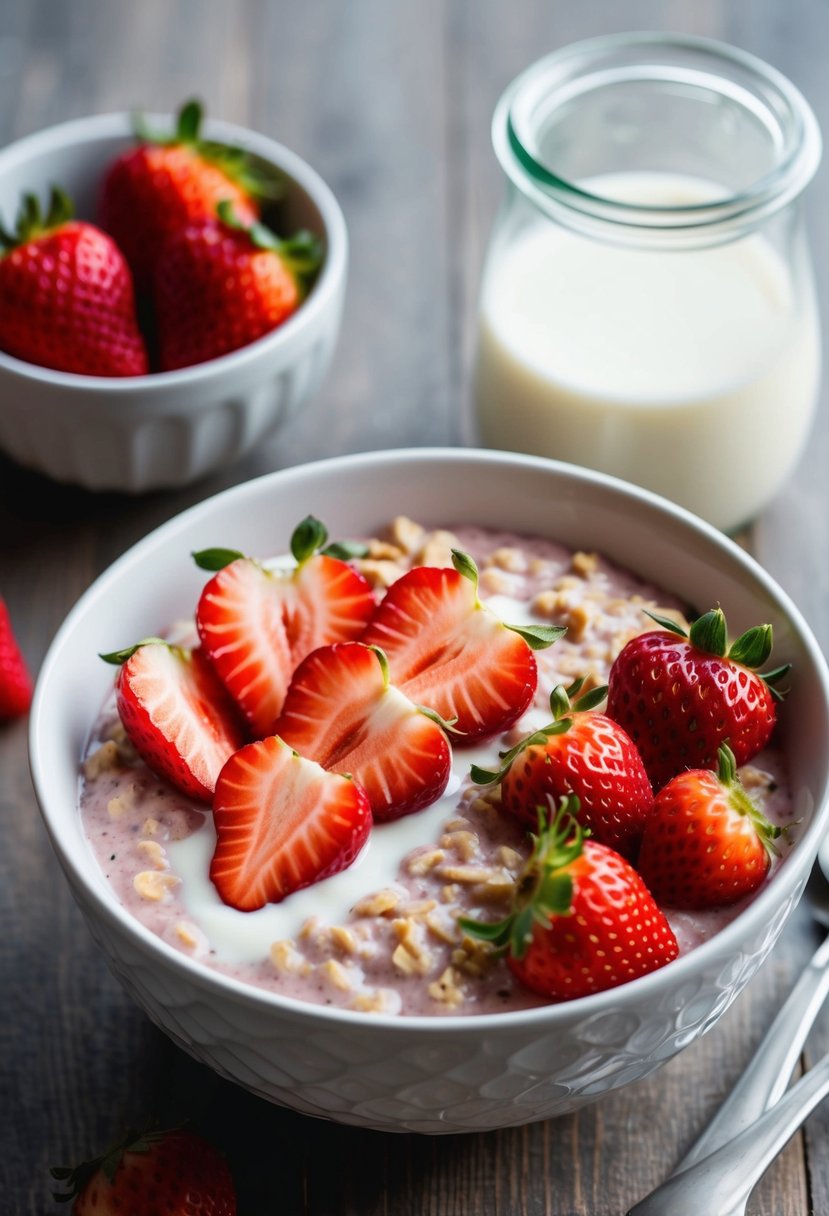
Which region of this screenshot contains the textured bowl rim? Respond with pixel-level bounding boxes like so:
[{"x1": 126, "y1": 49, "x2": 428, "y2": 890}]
[
  {"x1": 0, "y1": 110, "x2": 348, "y2": 392},
  {"x1": 30, "y1": 448, "x2": 829, "y2": 1033}
]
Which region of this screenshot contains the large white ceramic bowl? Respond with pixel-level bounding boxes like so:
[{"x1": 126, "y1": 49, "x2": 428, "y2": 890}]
[
  {"x1": 30, "y1": 449, "x2": 829, "y2": 1133},
  {"x1": 0, "y1": 113, "x2": 347, "y2": 492}
]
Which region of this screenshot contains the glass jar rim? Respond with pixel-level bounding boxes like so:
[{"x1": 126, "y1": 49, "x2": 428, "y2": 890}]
[{"x1": 494, "y1": 32, "x2": 821, "y2": 243}]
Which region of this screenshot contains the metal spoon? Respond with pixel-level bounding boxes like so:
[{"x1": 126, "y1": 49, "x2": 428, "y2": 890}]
[{"x1": 627, "y1": 838, "x2": 829, "y2": 1216}]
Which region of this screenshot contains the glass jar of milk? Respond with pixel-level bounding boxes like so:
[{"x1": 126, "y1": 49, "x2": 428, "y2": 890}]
[{"x1": 473, "y1": 34, "x2": 822, "y2": 531}]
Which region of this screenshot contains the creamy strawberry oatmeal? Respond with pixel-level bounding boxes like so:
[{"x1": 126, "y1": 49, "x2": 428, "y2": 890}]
[{"x1": 79, "y1": 518, "x2": 794, "y2": 1016}]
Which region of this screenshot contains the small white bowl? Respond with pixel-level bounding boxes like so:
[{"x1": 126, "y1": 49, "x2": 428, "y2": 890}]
[
  {"x1": 0, "y1": 113, "x2": 347, "y2": 492},
  {"x1": 30, "y1": 450, "x2": 829, "y2": 1133}
]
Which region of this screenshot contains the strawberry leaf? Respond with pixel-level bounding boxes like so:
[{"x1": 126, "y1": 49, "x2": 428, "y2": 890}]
[
  {"x1": 192, "y1": 547, "x2": 245, "y2": 571},
  {"x1": 728, "y1": 624, "x2": 773, "y2": 668},
  {"x1": 321, "y1": 539, "x2": 370, "y2": 561},
  {"x1": 291, "y1": 515, "x2": 328, "y2": 563},
  {"x1": 643, "y1": 609, "x2": 688, "y2": 637},
  {"x1": 451, "y1": 548, "x2": 479, "y2": 586},
  {"x1": 99, "y1": 638, "x2": 166, "y2": 665},
  {"x1": 177, "y1": 98, "x2": 202, "y2": 143},
  {"x1": 457, "y1": 913, "x2": 511, "y2": 946},
  {"x1": 688, "y1": 608, "x2": 727, "y2": 656},
  {"x1": 507, "y1": 622, "x2": 566, "y2": 650}
]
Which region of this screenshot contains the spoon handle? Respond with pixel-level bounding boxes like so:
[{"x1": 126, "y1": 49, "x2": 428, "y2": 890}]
[
  {"x1": 626, "y1": 1050, "x2": 829, "y2": 1216},
  {"x1": 673, "y1": 931, "x2": 829, "y2": 1173}
]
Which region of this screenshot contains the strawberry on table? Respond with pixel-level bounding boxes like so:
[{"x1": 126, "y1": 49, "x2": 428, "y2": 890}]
[
  {"x1": 461, "y1": 801, "x2": 678, "y2": 1001},
  {"x1": 211, "y1": 734, "x2": 372, "y2": 911},
  {"x1": 606, "y1": 607, "x2": 788, "y2": 790},
  {"x1": 472, "y1": 679, "x2": 653, "y2": 859},
  {"x1": 100, "y1": 639, "x2": 246, "y2": 803},
  {"x1": 0, "y1": 596, "x2": 33, "y2": 720},
  {"x1": 637, "y1": 743, "x2": 781, "y2": 908},
  {"x1": 194, "y1": 516, "x2": 375, "y2": 737},
  {"x1": 0, "y1": 187, "x2": 147, "y2": 376},
  {"x1": 275, "y1": 641, "x2": 452, "y2": 821},
  {"x1": 99, "y1": 98, "x2": 279, "y2": 291},
  {"x1": 154, "y1": 200, "x2": 322, "y2": 370},
  {"x1": 51, "y1": 1127, "x2": 236, "y2": 1214},
  {"x1": 361, "y1": 549, "x2": 563, "y2": 743}
]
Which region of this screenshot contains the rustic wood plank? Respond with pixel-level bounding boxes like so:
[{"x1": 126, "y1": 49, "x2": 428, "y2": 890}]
[{"x1": 2, "y1": 1, "x2": 829, "y2": 1213}]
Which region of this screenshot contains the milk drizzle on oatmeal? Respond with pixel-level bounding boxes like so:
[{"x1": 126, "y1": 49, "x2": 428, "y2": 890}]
[{"x1": 79, "y1": 521, "x2": 794, "y2": 1016}]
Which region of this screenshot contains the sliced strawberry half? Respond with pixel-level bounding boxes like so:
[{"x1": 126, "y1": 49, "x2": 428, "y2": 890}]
[
  {"x1": 210, "y1": 734, "x2": 372, "y2": 910},
  {"x1": 101, "y1": 639, "x2": 246, "y2": 802},
  {"x1": 361, "y1": 551, "x2": 563, "y2": 742},
  {"x1": 274, "y1": 641, "x2": 452, "y2": 822},
  {"x1": 194, "y1": 517, "x2": 375, "y2": 737}
]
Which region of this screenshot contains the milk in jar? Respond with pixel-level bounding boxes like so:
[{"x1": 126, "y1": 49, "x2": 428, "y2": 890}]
[{"x1": 474, "y1": 36, "x2": 822, "y2": 531}]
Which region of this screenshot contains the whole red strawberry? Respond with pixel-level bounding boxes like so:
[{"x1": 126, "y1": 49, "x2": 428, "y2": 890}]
[
  {"x1": 461, "y1": 802, "x2": 678, "y2": 1001},
  {"x1": 154, "y1": 202, "x2": 322, "y2": 370},
  {"x1": 473, "y1": 679, "x2": 653, "y2": 859},
  {"x1": 0, "y1": 597, "x2": 33, "y2": 719},
  {"x1": 637, "y1": 744, "x2": 781, "y2": 908},
  {"x1": 99, "y1": 99, "x2": 278, "y2": 291},
  {"x1": 0, "y1": 188, "x2": 147, "y2": 376},
  {"x1": 51, "y1": 1127, "x2": 236, "y2": 1214},
  {"x1": 606, "y1": 608, "x2": 788, "y2": 791}
]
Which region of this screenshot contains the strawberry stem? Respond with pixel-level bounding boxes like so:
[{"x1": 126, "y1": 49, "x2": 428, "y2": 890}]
[
  {"x1": 216, "y1": 200, "x2": 322, "y2": 283},
  {"x1": 132, "y1": 98, "x2": 285, "y2": 203},
  {"x1": 99, "y1": 638, "x2": 167, "y2": 665},
  {"x1": 460, "y1": 798, "x2": 583, "y2": 959},
  {"x1": 291, "y1": 515, "x2": 329, "y2": 563},
  {"x1": 192, "y1": 547, "x2": 245, "y2": 571},
  {"x1": 0, "y1": 185, "x2": 74, "y2": 252},
  {"x1": 717, "y1": 743, "x2": 782, "y2": 857}
]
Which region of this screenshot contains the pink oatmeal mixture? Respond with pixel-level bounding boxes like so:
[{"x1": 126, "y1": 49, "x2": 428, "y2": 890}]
[{"x1": 79, "y1": 518, "x2": 793, "y2": 1017}]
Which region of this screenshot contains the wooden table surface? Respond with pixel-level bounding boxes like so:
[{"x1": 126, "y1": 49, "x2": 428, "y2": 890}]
[{"x1": 3, "y1": 2, "x2": 829, "y2": 1213}]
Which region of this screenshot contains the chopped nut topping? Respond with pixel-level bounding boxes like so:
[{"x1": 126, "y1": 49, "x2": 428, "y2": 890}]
[
  {"x1": 107, "y1": 793, "x2": 131, "y2": 820},
  {"x1": 387, "y1": 515, "x2": 425, "y2": 554},
  {"x1": 270, "y1": 940, "x2": 311, "y2": 975},
  {"x1": 564, "y1": 602, "x2": 593, "y2": 642},
  {"x1": 428, "y1": 966, "x2": 464, "y2": 1007},
  {"x1": 413, "y1": 529, "x2": 459, "y2": 569},
  {"x1": 571, "y1": 551, "x2": 599, "y2": 576},
  {"x1": 479, "y1": 567, "x2": 513, "y2": 595},
  {"x1": 352, "y1": 889, "x2": 401, "y2": 917},
  {"x1": 444, "y1": 816, "x2": 473, "y2": 833},
  {"x1": 175, "y1": 922, "x2": 202, "y2": 950},
  {"x1": 319, "y1": 959, "x2": 354, "y2": 991},
  {"x1": 133, "y1": 870, "x2": 180, "y2": 902},
  {"x1": 84, "y1": 741, "x2": 121, "y2": 780},
  {"x1": 354, "y1": 559, "x2": 406, "y2": 589},
  {"x1": 485, "y1": 546, "x2": 528, "y2": 574},
  {"x1": 350, "y1": 989, "x2": 400, "y2": 1014},
  {"x1": 438, "y1": 863, "x2": 497, "y2": 884},
  {"x1": 136, "y1": 840, "x2": 167, "y2": 870},
  {"x1": 473, "y1": 873, "x2": 516, "y2": 904},
  {"x1": 495, "y1": 845, "x2": 524, "y2": 872},
  {"x1": 398, "y1": 898, "x2": 438, "y2": 918},
  {"x1": 330, "y1": 925, "x2": 359, "y2": 955},
  {"x1": 440, "y1": 830, "x2": 480, "y2": 861},
  {"x1": 425, "y1": 912, "x2": 461, "y2": 944},
  {"x1": 366, "y1": 538, "x2": 405, "y2": 562},
  {"x1": 406, "y1": 849, "x2": 445, "y2": 877}
]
